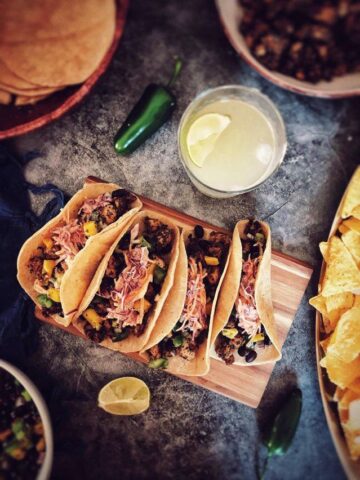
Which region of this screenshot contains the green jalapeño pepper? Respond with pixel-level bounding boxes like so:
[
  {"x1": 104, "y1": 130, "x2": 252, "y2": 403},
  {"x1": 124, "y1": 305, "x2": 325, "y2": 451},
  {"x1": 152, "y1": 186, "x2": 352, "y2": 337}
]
[
  {"x1": 257, "y1": 388, "x2": 302, "y2": 479},
  {"x1": 114, "y1": 58, "x2": 182, "y2": 155}
]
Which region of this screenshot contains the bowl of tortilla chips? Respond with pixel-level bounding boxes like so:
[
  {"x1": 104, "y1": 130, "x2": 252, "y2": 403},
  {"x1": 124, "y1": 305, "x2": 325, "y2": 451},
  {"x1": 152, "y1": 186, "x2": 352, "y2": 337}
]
[
  {"x1": 310, "y1": 166, "x2": 360, "y2": 478},
  {"x1": 0, "y1": 0, "x2": 128, "y2": 140}
]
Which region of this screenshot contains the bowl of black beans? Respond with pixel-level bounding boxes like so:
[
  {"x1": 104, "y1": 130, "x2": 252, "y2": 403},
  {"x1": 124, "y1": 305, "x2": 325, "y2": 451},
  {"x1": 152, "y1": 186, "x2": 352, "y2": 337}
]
[
  {"x1": 215, "y1": 0, "x2": 360, "y2": 98},
  {"x1": 0, "y1": 360, "x2": 53, "y2": 480}
]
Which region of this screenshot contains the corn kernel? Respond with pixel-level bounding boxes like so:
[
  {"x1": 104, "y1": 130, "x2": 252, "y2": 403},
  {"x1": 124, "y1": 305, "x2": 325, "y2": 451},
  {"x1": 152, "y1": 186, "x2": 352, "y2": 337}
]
[
  {"x1": 83, "y1": 221, "x2": 98, "y2": 237},
  {"x1": 43, "y1": 259, "x2": 56, "y2": 276},
  {"x1": 252, "y1": 333, "x2": 265, "y2": 343},
  {"x1": 83, "y1": 308, "x2": 102, "y2": 330},
  {"x1": 48, "y1": 288, "x2": 61, "y2": 303},
  {"x1": 42, "y1": 238, "x2": 53, "y2": 249},
  {"x1": 204, "y1": 256, "x2": 219, "y2": 266}
]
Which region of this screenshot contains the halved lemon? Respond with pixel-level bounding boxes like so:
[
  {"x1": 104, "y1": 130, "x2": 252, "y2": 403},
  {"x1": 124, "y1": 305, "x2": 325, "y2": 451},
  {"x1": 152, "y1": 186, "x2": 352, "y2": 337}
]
[
  {"x1": 98, "y1": 377, "x2": 150, "y2": 416},
  {"x1": 186, "y1": 113, "x2": 231, "y2": 167}
]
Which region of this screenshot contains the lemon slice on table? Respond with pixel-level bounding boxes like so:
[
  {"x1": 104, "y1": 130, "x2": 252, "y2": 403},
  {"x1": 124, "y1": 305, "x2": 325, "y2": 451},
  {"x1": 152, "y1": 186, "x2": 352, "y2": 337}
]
[
  {"x1": 98, "y1": 377, "x2": 150, "y2": 415},
  {"x1": 186, "y1": 113, "x2": 231, "y2": 168}
]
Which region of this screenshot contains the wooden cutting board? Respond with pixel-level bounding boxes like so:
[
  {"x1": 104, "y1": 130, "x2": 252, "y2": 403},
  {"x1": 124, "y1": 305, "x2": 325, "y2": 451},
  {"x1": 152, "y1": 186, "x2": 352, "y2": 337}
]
[{"x1": 35, "y1": 177, "x2": 313, "y2": 408}]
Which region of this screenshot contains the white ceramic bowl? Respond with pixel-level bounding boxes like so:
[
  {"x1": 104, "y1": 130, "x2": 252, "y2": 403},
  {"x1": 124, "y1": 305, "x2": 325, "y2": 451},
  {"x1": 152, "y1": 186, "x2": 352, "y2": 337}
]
[
  {"x1": 215, "y1": 0, "x2": 360, "y2": 99},
  {"x1": 0, "y1": 360, "x2": 53, "y2": 480}
]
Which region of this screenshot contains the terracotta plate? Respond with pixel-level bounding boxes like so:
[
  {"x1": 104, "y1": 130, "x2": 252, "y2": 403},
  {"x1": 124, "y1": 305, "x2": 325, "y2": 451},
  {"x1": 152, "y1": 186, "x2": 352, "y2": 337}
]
[
  {"x1": 0, "y1": 0, "x2": 129, "y2": 140},
  {"x1": 215, "y1": 0, "x2": 360, "y2": 99}
]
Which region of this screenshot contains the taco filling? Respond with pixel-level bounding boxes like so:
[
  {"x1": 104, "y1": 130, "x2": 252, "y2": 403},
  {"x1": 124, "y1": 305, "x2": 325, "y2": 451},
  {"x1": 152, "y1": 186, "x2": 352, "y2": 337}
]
[
  {"x1": 79, "y1": 217, "x2": 174, "y2": 343},
  {"x1": 215, "y1": 219, "x2": 271, "y2": 365},
  {"x1": 147, "y1": 226, "x2": 230, "y2": 369},
  {"x1": 27, "y1": 189, "x2": 137, "y2": 321}
]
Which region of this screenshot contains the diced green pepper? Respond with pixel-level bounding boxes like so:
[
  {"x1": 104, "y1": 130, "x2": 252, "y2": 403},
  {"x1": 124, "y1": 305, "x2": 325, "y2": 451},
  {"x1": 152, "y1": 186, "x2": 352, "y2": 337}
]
[
  {"x1": 172, "y1": 335, "x2": 183, "y2": 347},
  {"x1": 21, "y1": 390, "x2": 31, "y2": 402},
  {"x1": 255, "y1": 232, "x2": 265, "y2": 243},
  {"x1": 140, "y1": 236, "x2": 152, "y2": 250},
  {"x1": 148, "y1": 358, "x2": 168, "y2": 369},
  {"x1": 37, "y1": 294, "x2": 53, "y2": 308},
  {"x1": 154, "y1": 265, "x2": 167, "y2": 285},
  {"x1": 222, "y1": 328, "x2": 238, "y2": 339}
]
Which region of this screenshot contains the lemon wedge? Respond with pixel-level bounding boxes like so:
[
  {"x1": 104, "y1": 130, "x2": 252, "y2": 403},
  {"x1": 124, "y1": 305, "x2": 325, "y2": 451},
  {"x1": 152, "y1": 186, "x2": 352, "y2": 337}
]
[
  {"x1": 98, "y1": 377, "x2": 150, "y2": 416},
  {"x1": 186, "y1": 113, "x2": 231, "y2": 167}
]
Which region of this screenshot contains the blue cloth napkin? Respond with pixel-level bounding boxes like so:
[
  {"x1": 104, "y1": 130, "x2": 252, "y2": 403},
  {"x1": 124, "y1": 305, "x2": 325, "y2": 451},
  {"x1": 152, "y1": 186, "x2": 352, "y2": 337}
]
[{"x1": 0, "y1": 147, "x2": 66, "y2": 363}]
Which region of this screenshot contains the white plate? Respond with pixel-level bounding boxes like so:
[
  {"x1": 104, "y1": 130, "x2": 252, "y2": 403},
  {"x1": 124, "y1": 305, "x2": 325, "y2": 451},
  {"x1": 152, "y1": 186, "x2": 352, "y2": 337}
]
[
  {"x1": 0, "y1": 360, "x2": 53, "y2": 480},
  {"x1": 215, "y1": 0, "x2": 360, "y2": 98}
]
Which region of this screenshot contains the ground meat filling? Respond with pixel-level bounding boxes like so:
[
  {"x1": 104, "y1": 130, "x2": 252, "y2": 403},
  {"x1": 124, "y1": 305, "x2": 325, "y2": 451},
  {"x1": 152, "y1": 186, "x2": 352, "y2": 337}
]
[
  {"x1": 80, "y1": 218, "x2": 172, "y2": 344},
  {"x1": 215, "y1": 219, "x2": 271, "y2": 365},
  {"x1": 27, "y1": 189, "x2": 137, "y2": 319},
  {"x1": 148, "y1": 225, "x2": 230, "y2": 364}
]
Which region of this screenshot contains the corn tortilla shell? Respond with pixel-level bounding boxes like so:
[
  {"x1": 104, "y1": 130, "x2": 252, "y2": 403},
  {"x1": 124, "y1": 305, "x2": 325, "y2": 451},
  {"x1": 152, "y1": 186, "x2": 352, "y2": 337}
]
[
  {"x1": 0, "y1": 13, "x2": 115, "y2": 87},
  {"x1": 327, "y1": 307, "x2": 360, "y2": 363},
  {"x1": 17, "y1": 182, "x2": 142, "y2": 326},
  {"x1": 211, "y1": 220, "x2": 282, "y2": 366},
  {"x1": 72, "y1": 211, "x2": 180, "y2": 353},
  {"x1": 141, "y1": 227, "x2": 234, "y2": 376},
  {"x1": 342, "y1": 230, "x2": 360, "y2": 267},
  {"x1": 0, "y1": 0, "x2": 115, "y2": 43}
]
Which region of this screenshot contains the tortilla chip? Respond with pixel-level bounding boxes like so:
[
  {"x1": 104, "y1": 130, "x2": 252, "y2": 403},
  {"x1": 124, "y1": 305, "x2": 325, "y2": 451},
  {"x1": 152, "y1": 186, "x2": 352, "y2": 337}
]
[
  {"x1": 338, "y1": 389, "x2": 359, "y2": 423},
  {"x1": 321, "y1": 236, "x2": 360, "y2": 296},
  {"x1": 320, "y1": 335, "x2": 332, "y2": 354},
  {"x1": 343, "y1": 217, "x2": 360, "y2": 235},
  {"x1": 0, "y1": 10, "x2": 115, "y2": 87},
  {"x1": 354, "y1": 296, "x2": 360, "y2": 307},
  {"x1": 333, "y1": 386, "x2": 346, "y2": 402},
  {"x1": 327, "y1": 307, "x2": 360, "y2": 363},
  {"x1": 319, "y1": 241, "x2": 328, "y2": 262},
  {"x1": 325, "y1": 350, "x2": 360, "y2": 389},
  {"x1": 352, "y1": 205, "x2": 360, "y2": 221},
  {"x1": 342, "y1": 424, "x2": 360, "y2": 461},
  {"x1": 325, "y1": 292, "x2": 353, "y2": 313},
  {"x1": 338, "y1": 223, "x2": 350, "y2": 235},
  {"x1": 309, "y1": 294, "x2": 327, "y2": 316},
  {"x1": 341, "y1": 167, "x2": 360, "y2": 219},
  {"x1": 342, "y1": 230, "x2": 360, "y2": 267},
  {"x1": 349, "y1": 378, "x2": 360, "y2": 396},
  {"x1": 309, "y1": 293, "x2": 348, "y2": 333}
]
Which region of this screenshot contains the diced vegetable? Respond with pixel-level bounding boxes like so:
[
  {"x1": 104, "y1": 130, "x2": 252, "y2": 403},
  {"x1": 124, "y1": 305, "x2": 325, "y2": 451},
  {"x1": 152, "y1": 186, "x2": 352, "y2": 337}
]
[
  {"x1": 172, "y1": 335, "x2": 183, "y2": 347},
  {"x1": 21, "y1": 390, "x2": 31, "y2": 402},
  {"x1": 37, "y1": 294, "x2": 53, "y2": 309},
  {"x1": 112, "y1": 329, "x2": 129, "y2": 342},
  {"x1": 6, "y1": 445, "x2": 26, "y2": 460},
  {"x1": 222, "y1": 328, "x2": 238, "y2": 339},
  {"x1": 36, "y1": 438, "x2": 45, "y2": 452},
  {"x1": 42, "y1": 259, "x2": 55, "y2": 276},
  {"x1": 148, "y1": 358, "x2": 169, "y2": 369},
  {"x1": 42, "y1": 238, "x2": 53, "y2": 249},
  {"x1": 252, "y1": 333, "x2": 265, "y2": 343},
  {"x1": 153, "y1": 265, "x2": 167, "y2": 285},
  {"x1": 204, "y1": 256, "x2": 219, "y2": 266},
  {"x1": 83, "y1": 308, "x2": 102, "y2": 330},
  {"x1": 11, "y1": 419, "x2": 24, "y2": 436},
  {"x1": 83, "y1": 221, "x2": 98, "y2": 237},
  {"x1": 48, "y1": 288, "x2": 61, "y2": 303},
  {"x1": 144, "y1": 299, "x2": 152, "y2": 313},
  {"x1": 255, "y1": 232, "x2": 265, "y2": 242},
  {"x1": 140, "y1": 236, "x2": 152, "y2": 250}
]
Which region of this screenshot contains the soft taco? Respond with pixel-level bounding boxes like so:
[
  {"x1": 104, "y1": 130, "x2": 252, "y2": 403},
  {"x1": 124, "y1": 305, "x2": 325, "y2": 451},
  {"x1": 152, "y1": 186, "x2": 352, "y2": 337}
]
[
  {"x1": 211, "y1": 219, "x2": 281, "y2": 366},
  {"x1": 141, "y1": 225, "x2": 232, "y2": 376},
  {"x1": 72, "y1": 211, "x2": 180, "y2": 353},
  {"x1": 17, "y1": 182, "x2": 142, "y2": 326}
]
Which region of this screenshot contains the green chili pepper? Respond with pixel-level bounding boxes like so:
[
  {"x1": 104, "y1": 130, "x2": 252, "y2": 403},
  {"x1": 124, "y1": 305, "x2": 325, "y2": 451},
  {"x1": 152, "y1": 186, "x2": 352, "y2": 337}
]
[
  {"x1": 172, "y1": 334, "x2": 183, "y2": 348},
  {"x1": 257, "y1": 389, "x2": 302, "y2": 479},
  {"x1": 114, "y1": 57, "x2": 182, "y2": 155},
  {"x1": 140, "y1": 236, "x2": 152, "y2": 250},
  {"x1": 148, "y1": 358, "x2": 169, "y2": 369},
  {"x1": 37, "y1": 294, "x2": 52, "y2": 308},
  {"x1": 153, "y1": 265, "x2": 167, "y2": 285}
]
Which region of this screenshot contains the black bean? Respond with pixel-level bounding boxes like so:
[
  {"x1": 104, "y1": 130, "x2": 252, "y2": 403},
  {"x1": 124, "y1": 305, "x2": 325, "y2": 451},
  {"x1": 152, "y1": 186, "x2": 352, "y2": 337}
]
[
  {"x1": 245, "y1": 350, "x2": 257, "y2": 363},
  {"x1": 238, "y1": 345, "x2": 247, "y2": 357},
  {"x1": 194, "y1": 225, "x2": 204, "y2": 238}
]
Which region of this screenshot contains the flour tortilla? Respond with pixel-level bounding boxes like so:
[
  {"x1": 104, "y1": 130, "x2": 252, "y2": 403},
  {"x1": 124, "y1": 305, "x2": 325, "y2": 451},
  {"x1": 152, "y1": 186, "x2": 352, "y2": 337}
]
[
  {"x1": 72, "y1": 211, "x2": 180, "y2": 353},
  {"x1": 0, "y1": 59, "x2": 40, "y2": 90},
  {"x1": 0, "y1": 0, "x2": 115, "y2": 43},
  {"x1": 14, "y1": 94, "x2": 51, "y2": 106},
  {"x1": 140, "y1": 227, "x2": 233, "y2": 376},
  {"x1": 17, "y1": 182, "x2": 142, "y2": 327},
  {"x1": 0, "y1": 10, "x2": 115, "y2": 87},
  {"x1": 0, "y1": 89, "x2": 11, "y2": 105},
  {"x1": 211, "y1": 220, "x2": 282, "y2": 366}
]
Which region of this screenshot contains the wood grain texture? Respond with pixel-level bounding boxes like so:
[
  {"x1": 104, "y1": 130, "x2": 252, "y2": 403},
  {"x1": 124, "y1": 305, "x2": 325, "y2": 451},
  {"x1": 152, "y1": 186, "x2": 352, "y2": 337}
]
[
  {"x1": 315, "y1": 168, "x2": 360, "y2": 479},
  {"x1": 33, "y1": 179, "x2": 312, "y2": 408}
]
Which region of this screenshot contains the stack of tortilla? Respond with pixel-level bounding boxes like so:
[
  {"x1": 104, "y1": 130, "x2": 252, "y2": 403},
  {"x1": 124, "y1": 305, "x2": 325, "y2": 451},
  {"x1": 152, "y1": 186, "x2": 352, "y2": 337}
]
[
  {"x1": 0, "y1": 0, "x2": 116, "y2": 106},
  {"x1": 310, "y1": 166, "x2": 360, "y2": 462}
]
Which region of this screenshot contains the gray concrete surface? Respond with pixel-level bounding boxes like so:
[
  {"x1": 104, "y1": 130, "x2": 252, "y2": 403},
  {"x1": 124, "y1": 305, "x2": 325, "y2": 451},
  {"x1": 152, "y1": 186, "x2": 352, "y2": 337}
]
[{"x1": 10, "y1": 0, "x2": 360, "y2": 478}]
